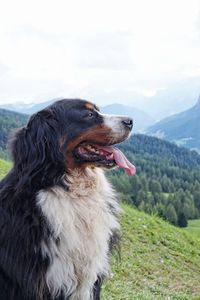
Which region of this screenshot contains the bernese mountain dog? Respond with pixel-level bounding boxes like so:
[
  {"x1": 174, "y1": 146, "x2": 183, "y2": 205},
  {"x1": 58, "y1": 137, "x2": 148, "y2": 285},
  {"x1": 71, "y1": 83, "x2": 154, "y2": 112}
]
[{"x1": 0, "y1": 99, "x2": 136, "y2": 300}]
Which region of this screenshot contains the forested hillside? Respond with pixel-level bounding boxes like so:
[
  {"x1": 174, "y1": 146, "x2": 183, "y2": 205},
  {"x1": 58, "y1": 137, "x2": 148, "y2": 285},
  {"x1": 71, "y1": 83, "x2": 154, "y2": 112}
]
[
  {"x1": 109, "y1": 134, "x2": 200, "y2": 227},
  {"x1": 0, "y1": 108, "x2": 28, "y2": 158}
]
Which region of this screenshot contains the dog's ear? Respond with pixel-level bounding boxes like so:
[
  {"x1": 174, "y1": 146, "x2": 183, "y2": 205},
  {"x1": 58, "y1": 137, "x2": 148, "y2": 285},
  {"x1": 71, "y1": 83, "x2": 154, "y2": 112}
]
[{"x1": 11, "y1": 109, "x2": 64, "y2": 191}]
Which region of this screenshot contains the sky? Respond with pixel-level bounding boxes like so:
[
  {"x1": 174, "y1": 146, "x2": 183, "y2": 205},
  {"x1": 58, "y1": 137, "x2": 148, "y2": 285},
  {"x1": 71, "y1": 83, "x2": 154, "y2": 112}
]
[{"x1": 0, "y1": 0, "x2": 200, "y2": 118}]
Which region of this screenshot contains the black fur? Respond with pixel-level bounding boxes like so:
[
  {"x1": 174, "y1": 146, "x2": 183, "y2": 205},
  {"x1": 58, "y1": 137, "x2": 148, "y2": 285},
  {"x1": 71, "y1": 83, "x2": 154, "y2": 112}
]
[{"x1": 0, "y1": 99, "x2": 116, "y2": 300}]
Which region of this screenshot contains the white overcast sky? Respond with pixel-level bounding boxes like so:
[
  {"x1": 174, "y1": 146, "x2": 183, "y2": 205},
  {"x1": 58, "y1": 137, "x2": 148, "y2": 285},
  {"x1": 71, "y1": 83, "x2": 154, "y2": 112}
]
[{"x1": 0, "y1": 0, "x2": 200, "y2": 112}]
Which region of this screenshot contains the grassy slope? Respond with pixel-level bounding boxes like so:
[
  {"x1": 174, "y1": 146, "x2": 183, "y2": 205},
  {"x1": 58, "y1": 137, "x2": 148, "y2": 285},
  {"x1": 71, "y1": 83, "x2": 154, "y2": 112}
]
[
  {"x1": 102, "y1": 204, "x2": 200, "y2": 300},
  {"x1": 1, "y1": 161, "x2": 200, "y2": 299},
  {"x1": 0, "y1": 159, "x2": 12, "y2": 179},
  {"x1": 186, "y1": 219, "x2": 200, "y2": 239}
]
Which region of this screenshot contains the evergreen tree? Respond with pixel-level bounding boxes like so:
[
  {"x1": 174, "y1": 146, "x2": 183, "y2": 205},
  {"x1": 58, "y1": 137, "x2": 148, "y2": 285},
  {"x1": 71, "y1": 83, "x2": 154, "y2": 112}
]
[
  {"x1": 149, "y1": 180, "x2": 162, "y2": 193},
  {"x1": 193, "y1": 191, "x2": 200, "y2": 210},
  {"x1": 177, "y1": 212, "x2": 188, "y2": 228},
  {"x1": 164, "y1": 204, "x2": 178, "y2": 225}
]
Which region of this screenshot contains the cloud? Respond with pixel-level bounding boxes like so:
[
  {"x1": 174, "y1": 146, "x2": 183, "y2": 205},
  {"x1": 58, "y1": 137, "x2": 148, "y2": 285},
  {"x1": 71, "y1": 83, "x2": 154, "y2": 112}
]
[
  {"x1": 0, "y1": 63, "x2": 9, "y2": 78},
  {"x1": 72, "y1": 32, "x2": 134, "y2": 70}
]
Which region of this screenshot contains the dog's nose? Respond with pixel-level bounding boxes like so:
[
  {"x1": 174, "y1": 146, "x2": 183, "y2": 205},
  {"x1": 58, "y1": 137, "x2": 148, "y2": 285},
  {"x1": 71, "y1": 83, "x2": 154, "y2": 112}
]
[{"x1": 122, "y1": 118, "x2": 133, "y2": 130}]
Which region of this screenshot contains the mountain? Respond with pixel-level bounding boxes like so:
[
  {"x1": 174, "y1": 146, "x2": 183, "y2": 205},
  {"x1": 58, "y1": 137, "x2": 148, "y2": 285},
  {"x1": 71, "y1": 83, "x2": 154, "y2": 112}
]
[
  {"x1": 0, "y1": 101, "x2": 155, "y2": 132},
  {"x1": 0, "y1": 99, "x2": 58, "y2": 115},
  {"x1": 118, "y1": 77, "x2": 200, "y2": 120},
  {"x1": 146, "y1": 96, "x2": 200, "y2": 151},
  {"x1": 0, "y1": 108, "x2": 28, "y2": 158},
  {"x1": 101, "y1": 103, "x2": 155, "y2": 132}
]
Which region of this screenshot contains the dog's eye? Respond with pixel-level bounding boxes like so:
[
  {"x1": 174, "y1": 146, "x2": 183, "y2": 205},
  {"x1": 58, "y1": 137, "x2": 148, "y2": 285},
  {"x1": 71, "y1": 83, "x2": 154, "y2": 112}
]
[{"x1": 88, "y1": 112, "x2": 94, "y2": 118}]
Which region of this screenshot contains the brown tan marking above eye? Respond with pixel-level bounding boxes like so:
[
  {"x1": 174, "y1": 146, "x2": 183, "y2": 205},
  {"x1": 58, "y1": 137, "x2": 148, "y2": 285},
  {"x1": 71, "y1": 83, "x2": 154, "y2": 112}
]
[{"x1": 85, "y1": 102, "x2": 95, "y2": 111}]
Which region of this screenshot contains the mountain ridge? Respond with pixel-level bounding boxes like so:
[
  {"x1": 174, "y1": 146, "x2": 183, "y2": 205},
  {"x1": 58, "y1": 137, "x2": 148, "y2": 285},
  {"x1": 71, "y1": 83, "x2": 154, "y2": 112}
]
[
  {"x1": 0, "y1": 100, "x2": 155, "y2": 133},
  {"x1": 101, "y1": 103, "x2": 155, "y2": 132},
  {"x1": 146, "y1": 97, "x2": 200, "y2": 151}
]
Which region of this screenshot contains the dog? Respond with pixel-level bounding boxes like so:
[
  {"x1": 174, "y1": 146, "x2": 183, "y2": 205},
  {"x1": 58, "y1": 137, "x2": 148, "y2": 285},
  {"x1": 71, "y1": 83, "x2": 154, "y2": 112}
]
[{"x1": 0, "y1": 99, "x2": 135, "y2": 300}]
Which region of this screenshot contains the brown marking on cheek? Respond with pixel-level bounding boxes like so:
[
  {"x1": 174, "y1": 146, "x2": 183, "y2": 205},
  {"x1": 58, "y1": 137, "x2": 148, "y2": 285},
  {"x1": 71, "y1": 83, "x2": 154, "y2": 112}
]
[
  {"x1": 63, "y1": 124, "x2": 113, "y2": 170},
  {"x1": 85, "y1": 102, "x2": 95, "y2": 110},
  {"x1": 66, "y1": 124, "x2": 112, "y2": 152}
]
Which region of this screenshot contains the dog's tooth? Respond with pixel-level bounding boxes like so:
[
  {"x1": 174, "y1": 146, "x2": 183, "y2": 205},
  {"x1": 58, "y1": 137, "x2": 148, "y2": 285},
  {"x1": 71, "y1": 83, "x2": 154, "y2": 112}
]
[
  {"x1": 87, "y1": 145, "x2": 94, "y2": 152},
  {"x1": 106, "y1": 153, "x2": 114, "y2": 160}
]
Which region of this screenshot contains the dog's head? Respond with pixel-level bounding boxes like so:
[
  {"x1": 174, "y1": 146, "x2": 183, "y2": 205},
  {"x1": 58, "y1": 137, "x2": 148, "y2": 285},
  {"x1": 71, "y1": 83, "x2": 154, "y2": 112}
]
[{"x1": 12, "y1": 99, "x2": 135, "y2": 183}]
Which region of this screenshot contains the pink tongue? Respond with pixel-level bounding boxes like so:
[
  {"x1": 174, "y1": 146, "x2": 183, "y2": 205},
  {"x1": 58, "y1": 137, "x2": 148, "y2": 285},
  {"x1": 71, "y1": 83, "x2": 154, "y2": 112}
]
[{"x1": 102, "y1": 146, "x2": 136, "y2": 176}]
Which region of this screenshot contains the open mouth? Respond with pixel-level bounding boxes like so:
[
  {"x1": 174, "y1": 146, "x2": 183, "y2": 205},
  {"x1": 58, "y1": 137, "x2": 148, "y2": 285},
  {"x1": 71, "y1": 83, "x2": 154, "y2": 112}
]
[{"x1": 75, "y1": 143, "x2": 136, "y2": 176}]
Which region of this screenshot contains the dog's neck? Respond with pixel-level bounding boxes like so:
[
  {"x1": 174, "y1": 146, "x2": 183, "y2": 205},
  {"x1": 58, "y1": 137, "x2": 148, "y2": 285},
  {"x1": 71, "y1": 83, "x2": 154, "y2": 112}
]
[{"x1": 64, "y1": 167, "x2": 108, "y2": 195}]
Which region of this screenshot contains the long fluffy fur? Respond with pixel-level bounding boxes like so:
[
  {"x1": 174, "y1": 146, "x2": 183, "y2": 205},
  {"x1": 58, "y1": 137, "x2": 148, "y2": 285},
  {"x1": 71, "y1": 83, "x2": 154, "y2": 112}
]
[
  {"x1": 37, "y1": 168, "x2": 120, "y2": 300},
  {"x1": 0, "y1": 99, "x2": 122, "y2": 300}
]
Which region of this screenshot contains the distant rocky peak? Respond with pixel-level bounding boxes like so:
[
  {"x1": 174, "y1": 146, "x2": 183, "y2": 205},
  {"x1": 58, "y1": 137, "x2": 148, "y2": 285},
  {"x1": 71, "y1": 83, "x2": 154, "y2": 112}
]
[
  {"x1": 197, "y1": 95, "x2": 200, "y2": 106},
  {"x1": 194, "y1": 95, "x2": 200, "y2": 110}
]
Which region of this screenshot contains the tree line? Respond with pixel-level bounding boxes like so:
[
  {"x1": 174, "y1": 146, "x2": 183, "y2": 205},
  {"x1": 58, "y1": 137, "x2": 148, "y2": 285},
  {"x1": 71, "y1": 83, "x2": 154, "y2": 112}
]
[
  {"x1": 108, "y1": 134, "x2": 200, "y2": 227},
  {"x1": 0, "y1": 108, "x2": 28, "y2": 159}
]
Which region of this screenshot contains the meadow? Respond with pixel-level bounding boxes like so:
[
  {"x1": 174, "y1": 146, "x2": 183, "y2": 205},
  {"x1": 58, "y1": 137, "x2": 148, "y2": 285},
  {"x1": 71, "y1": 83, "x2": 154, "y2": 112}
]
[
  {"x1": 102, "y1": 204, "x2": 200, "y2": 300},
  {"x1": 186, "y1": 219, "x2": 200, "y2": 238},
  {"x1": 0, "y1": 159, "x2": 12, "y2": 179}
]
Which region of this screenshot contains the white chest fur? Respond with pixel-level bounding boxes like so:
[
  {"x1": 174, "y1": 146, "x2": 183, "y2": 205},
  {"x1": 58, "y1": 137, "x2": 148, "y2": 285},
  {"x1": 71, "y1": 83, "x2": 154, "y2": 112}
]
[{"x1": 37, "y1": 168, "x2": 120, "y2": 300}]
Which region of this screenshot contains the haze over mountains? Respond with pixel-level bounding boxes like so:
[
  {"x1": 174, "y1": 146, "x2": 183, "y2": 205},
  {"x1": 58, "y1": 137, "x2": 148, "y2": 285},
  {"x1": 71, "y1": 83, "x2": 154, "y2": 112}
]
[
  {"x1": 136, "y1": 77, "x2": 200, "y2": 120},
  {"x1": 1, "y1": 76, "x2": 200, "y2": 120},
  {"x1": 101, "y1": 103, "x2": 154, "y2": 132},
  {"x1": 146, "y1": 97, "x2": 200, "y2": 151},
  {"x1": 1, "y1": 93, "x2": 200, "y2": 151},
  {"x1": 0, "y1": 100, "x2": 155, "y2": 133}
]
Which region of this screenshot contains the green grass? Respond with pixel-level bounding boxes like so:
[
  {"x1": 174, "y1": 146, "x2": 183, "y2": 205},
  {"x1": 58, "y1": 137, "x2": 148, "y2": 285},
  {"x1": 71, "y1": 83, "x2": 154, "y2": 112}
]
[
  {"x1": 186, "y1": 219, "x2": 200, "y2": 238},
  {"x1": 0, "y1": 159, "x2": 12, "y2": 179},
  {"x1": 102, "y1": 204, "x2": 200, "y2": 300},
  {"x1": 1, "y1": 161, "x2": 200, "y2": 299}
]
